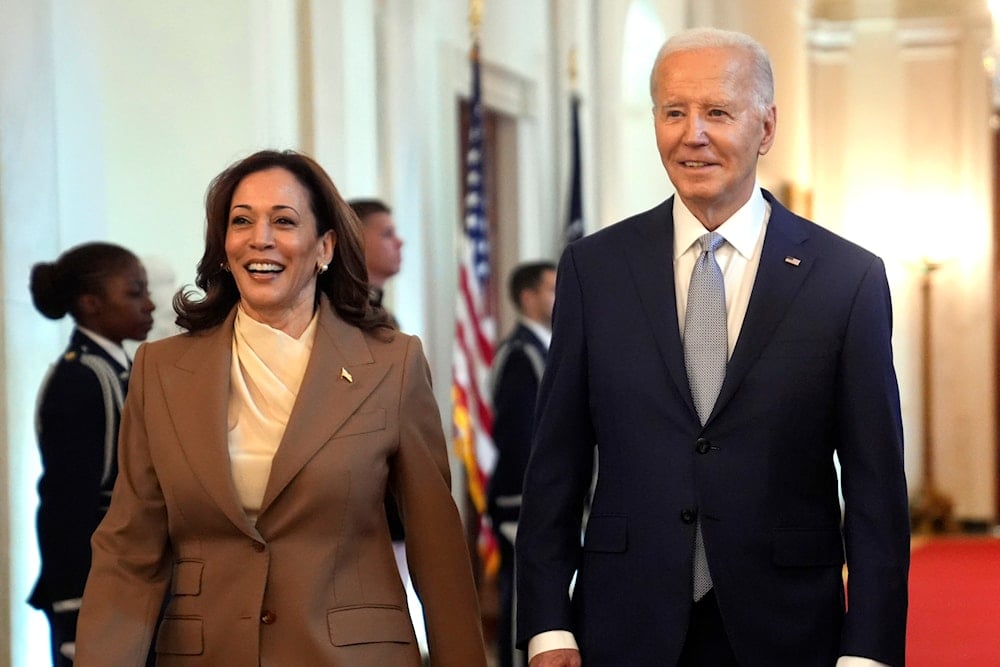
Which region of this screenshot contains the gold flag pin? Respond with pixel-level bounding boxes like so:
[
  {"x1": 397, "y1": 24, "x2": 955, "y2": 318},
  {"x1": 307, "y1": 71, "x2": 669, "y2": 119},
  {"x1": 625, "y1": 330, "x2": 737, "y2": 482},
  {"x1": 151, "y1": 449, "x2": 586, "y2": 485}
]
[{"x1": 340, "y1": 367, "x2": 353, "y2": 383}]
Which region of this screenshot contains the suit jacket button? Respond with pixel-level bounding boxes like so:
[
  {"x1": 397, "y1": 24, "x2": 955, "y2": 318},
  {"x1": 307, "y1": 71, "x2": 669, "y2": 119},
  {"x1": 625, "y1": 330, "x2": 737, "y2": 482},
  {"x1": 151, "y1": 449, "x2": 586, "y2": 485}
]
[
  {"x1": 681, "y1": 510, "x2": 696, "y2": 524},
  {"x1": 252, "y1": 541, "x2": 265, "y2": 553},
  {"x1": 696, "y1": 438, "x2": 712, "y2": 454},
  {"x1": 261, "y1": 610, "x2": 277, "y2": 624}
]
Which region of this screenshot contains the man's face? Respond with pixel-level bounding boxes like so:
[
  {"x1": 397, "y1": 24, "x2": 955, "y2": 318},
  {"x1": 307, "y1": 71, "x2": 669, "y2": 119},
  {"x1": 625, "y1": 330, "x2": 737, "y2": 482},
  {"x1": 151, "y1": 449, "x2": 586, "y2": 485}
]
[
  {"x1": 652, "y1": 46, "x2": 776, "y2": 227},
  {"x1": 362, "y1": 211, "x2": 403, "y2": 286}
]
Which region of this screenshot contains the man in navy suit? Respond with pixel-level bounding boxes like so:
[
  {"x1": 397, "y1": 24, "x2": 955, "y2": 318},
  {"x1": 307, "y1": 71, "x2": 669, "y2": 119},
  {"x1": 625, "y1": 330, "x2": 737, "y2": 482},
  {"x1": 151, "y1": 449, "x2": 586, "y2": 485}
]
[
  {"x1": 489, "y1": 261, "x2": 557, "y2": 667},
  {"x1": 515, "y1": 27, "x2": 908, "y2": 667}
]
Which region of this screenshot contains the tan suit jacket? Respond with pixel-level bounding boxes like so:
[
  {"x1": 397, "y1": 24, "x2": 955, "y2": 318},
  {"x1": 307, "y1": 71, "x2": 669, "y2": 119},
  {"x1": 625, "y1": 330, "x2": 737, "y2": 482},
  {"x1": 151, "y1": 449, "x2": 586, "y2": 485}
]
[{"x1": 76, "y1": 301, "x2": 486, "y2": 666}]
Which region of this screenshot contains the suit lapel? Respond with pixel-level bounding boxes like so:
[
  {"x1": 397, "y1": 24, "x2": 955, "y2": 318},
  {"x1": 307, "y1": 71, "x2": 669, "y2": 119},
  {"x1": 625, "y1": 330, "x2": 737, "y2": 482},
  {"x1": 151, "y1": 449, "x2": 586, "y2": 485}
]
[
  {"x1": 622, "y1": 199, "x2": 697, "y2": 417},
  {"x1": 159, "y1": 309, "x2": 257, "y2": 537},
  {"x1": 259, "y1": 304, "x2": 387, "y2": 514},
  {"x1": 710, "y1": 193, "x2": 813, "y2": 421}
]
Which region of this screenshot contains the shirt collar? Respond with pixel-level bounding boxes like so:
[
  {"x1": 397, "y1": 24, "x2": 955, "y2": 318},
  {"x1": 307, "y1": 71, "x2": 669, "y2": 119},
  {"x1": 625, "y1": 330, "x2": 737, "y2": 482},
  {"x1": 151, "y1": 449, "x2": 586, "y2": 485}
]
[
  {"x1": 76, "y1": 326, "x2": 130, "y2": 369},
  {"x1": 672, "y1": 184, "x2": 767, "y2": 260},
  {"x1": 520, "y1": 317, "x2": 552, "y2": 350}
]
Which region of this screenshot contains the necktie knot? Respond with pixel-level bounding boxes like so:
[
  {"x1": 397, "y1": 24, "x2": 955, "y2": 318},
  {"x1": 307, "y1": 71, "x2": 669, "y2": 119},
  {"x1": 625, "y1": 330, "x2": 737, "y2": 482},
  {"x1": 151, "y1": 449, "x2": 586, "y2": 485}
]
[{"x1": 698, "y1": 231, "x2": 725, "y2": 255}]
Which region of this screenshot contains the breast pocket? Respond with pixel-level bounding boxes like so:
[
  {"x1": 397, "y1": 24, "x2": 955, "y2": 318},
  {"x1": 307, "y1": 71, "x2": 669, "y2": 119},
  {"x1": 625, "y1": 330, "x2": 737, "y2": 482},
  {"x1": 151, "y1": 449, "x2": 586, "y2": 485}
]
[
  {"x1": 758, "y1": 336, "x2": 838, "y2": 360},
  {"x1": 333, "y1": 409, "x2": 387, "y2": 439}
]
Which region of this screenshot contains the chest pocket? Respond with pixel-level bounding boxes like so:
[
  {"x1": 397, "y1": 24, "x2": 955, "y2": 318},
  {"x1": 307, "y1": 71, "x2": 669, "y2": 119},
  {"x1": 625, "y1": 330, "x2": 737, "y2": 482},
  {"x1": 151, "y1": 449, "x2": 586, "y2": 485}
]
[{"x1": 334, "y1": 409, "x2": 386, "y2": 439}]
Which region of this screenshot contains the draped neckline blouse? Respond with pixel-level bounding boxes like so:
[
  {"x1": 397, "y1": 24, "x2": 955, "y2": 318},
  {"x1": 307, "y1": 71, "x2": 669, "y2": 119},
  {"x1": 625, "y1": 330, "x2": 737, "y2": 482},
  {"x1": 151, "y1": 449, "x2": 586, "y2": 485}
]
[{"x1": 227, "y1": 304, "x2": 319, "y2": 521}]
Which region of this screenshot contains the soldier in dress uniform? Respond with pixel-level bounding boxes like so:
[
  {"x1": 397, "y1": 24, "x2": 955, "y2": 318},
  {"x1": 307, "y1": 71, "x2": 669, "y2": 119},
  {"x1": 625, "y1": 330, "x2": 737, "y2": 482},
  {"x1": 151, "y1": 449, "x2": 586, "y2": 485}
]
[{"x1": 28, "y1": 242, "x2": 155, "y2": 666}]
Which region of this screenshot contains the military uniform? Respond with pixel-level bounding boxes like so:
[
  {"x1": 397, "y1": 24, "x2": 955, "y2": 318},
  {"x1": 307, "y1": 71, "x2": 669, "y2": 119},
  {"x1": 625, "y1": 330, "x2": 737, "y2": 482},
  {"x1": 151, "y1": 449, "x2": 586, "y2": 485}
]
[{"x1": 29, "y1": 329, "x2": 129, "y2": 666}]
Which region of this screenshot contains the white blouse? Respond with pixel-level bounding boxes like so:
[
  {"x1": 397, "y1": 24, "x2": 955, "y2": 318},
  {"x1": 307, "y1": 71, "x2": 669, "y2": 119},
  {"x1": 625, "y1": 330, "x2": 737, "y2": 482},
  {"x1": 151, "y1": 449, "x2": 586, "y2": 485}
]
[{"x1": 227, "y1": 306, "x2": 318, "y2": 521}]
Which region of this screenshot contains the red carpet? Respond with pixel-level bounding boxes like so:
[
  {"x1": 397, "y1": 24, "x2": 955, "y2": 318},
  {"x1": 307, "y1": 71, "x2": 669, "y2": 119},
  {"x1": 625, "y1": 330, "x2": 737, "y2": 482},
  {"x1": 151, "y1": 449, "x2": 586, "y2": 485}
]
[{"x1": 907, "y1": 537, "x2": 1000, "y2": 665}]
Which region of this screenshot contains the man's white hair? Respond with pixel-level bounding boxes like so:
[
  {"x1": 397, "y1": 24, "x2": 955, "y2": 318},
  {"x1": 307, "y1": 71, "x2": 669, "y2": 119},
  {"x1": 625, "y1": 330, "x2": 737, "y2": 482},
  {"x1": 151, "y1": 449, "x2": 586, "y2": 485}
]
[{"x1": 649, "y1": 27, "x2": 774, "y2": 113}]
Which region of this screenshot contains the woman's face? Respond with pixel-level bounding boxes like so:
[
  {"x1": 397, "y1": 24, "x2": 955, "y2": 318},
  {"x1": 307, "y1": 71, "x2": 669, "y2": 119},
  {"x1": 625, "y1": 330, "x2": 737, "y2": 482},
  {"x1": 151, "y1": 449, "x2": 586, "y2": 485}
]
[
  {"x1": 224, "y1": 167, "x2": 335, "y2": 336},
  {"x1": 86, "y1": 258, "x2": 155, "y2": 344}
]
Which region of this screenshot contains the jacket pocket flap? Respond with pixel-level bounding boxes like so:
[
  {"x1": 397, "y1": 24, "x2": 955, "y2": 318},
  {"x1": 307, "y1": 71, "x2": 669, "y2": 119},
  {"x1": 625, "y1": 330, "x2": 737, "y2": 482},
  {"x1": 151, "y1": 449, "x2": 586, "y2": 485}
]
[
  {"x1": 155, "y1": 616, "x2": 204, "y2": 656},
  {"x1": 771, "y1": 528, "x2": 844, "y2": 567},
  {"x1": 334, "y1": 409, "x2": 387, "y2": 438},
  {"x1": 172, "y1": 559, "x2": 204, "y2": 596},
  {"x1": 327, "y1": 605, "x2": 412, "y2": 646},
  {"x1": 583, "y1": 514, "x2": 628, "y2": 553}
]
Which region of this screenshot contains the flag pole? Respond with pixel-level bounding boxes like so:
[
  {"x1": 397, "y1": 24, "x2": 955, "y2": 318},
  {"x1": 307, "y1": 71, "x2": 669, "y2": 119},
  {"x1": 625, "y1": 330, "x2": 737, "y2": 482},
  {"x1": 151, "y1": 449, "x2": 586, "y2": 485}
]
[
  {"x1": 565, "y1": 44, "x2": 584, "y2": 245},
  {"x1": 453, "y1": 0, "x2": 499, "y2": 581}
]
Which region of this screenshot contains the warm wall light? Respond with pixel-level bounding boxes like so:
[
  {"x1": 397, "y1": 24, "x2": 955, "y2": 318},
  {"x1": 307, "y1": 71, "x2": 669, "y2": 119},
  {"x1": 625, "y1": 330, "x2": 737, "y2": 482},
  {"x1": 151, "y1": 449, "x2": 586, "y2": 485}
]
[{"x1": 987, "y1": 1, "x2": 1000, "y2": 114}]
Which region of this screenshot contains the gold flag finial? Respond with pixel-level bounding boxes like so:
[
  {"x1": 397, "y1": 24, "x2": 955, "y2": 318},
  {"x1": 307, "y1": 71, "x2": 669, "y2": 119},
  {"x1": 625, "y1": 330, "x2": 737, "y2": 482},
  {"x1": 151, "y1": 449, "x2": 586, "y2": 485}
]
[{"x1": 469, "y1": 0, "x2": 484, "y2": 43}]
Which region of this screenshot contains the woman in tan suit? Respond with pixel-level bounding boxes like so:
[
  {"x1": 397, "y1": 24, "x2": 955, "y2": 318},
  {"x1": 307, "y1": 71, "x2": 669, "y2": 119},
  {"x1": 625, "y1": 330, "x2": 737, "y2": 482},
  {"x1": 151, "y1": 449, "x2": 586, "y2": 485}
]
[{"x1": 76, "y1": 150, "x2": 487, "y2": 666}]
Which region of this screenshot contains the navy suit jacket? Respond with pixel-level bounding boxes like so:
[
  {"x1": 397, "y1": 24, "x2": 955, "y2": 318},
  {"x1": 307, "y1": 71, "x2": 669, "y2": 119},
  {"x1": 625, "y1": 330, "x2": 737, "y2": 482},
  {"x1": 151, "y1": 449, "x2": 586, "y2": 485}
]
[{"x1": 515, "y1": 191, "x2": 909, "y2": 666}]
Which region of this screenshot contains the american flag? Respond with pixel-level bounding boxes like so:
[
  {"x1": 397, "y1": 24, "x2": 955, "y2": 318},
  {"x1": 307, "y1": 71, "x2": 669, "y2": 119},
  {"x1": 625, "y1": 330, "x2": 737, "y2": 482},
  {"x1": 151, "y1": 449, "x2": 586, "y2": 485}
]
[{"x1": 451, "y1": 41, "x2": 499, "y2": 576}]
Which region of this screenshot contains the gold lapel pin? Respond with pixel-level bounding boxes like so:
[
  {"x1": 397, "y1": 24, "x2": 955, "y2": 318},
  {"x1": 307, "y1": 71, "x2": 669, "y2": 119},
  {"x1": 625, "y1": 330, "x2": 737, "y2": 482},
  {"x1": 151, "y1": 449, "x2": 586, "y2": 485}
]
[
  {"x1": 784, "y1": 256, "x2": 801, "y2": 266},
  {"x1": 340, "y1": 367, "x2": 353, "y2": 383}
]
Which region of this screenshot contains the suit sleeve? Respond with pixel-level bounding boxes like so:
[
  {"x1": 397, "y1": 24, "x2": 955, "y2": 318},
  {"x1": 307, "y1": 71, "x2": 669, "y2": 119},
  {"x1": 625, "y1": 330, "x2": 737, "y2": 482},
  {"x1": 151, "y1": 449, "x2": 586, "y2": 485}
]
[
  {"x1": 515, "y1": 246, "x2": 596, "y2": 647},
  {"x1": 75, "y1": 343, "x2": 172, "y2": 666},
  {"x1": 34, "y1": 362, "x2": 109, "y2": 604},
  {"x1": 835, "y1": 257, "x2": 909, "y2": 666},
  {"x1": 391, "y1": 335, "x2": 487, "y2": 667}
]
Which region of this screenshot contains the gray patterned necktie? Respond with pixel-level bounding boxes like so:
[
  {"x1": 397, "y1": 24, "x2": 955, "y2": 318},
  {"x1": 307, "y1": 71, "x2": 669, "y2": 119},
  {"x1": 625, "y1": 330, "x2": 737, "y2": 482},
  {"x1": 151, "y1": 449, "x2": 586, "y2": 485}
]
[{"x1": 683, "y1": 231, "x2": 727, "y2": 601}]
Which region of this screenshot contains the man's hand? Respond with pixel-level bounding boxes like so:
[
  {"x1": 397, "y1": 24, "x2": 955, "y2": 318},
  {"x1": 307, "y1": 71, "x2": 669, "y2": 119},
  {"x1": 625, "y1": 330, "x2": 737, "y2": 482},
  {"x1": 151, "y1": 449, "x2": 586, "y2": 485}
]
[{"x1": 530, "y1": 648, "x2": 582, "y2": 667}]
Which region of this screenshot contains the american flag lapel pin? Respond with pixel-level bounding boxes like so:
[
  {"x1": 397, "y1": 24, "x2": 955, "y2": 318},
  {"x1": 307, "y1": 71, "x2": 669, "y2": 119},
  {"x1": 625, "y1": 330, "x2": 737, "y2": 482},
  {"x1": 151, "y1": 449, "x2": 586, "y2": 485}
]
[
  {"x1": 340, "y1": 367, "x2": 353, "y2": 383},
  {"x1": 784, "y1": 256, "x2": 801, "y2": 267}
]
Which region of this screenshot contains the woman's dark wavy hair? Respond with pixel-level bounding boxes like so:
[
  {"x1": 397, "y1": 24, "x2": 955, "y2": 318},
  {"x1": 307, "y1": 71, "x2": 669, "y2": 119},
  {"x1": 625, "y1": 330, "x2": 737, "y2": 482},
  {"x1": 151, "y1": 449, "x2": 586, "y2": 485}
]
[{"x1": 174, "y1": 150, "x2": 394, "y2": 336}]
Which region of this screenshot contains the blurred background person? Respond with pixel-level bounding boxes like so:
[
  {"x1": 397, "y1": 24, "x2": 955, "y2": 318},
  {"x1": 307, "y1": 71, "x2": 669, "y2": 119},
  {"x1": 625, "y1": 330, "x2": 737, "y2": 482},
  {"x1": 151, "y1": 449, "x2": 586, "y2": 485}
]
[
  {"x1": 75, "y1": 150, "x2": 486, "y2": 666},
  {"x1": 349, "y1": 196, "x2": 429, "y2": 656},
  {"x1": 488, "y1": 260, "x2": 556, "y2": 667},
  {"x1": 28, "y1": 242, "x2": 155, "y2": 666},
  {"x1": 350, "y1": 198, "x2": 403, "y2": 327}
]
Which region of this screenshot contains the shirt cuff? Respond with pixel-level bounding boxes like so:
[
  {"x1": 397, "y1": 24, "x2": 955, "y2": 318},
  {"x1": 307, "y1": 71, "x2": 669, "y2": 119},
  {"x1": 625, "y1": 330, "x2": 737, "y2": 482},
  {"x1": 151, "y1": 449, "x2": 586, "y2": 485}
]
[
  {"x1": 527, "y1": 631, "x2": 579, "y2": 662},
  {"x1": 51, "y1": 598, "x2": 82, "y2": 613},
  {"x1": 836, "y1": 656, "x2": 890, "y2": 667},
  {"x1": 528, "y1": 636, "x2": 887, "y2": 666}
]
